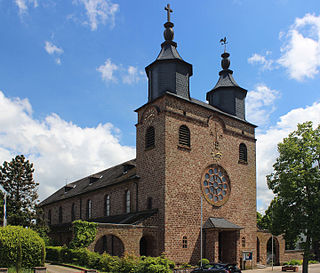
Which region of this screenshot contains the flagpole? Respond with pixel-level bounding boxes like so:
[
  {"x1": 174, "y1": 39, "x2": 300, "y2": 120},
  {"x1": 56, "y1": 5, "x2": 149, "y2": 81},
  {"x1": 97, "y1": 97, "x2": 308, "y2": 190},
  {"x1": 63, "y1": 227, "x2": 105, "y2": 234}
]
[{"x1": 200, "y1": 196, "x2": 203, "y2": 268}]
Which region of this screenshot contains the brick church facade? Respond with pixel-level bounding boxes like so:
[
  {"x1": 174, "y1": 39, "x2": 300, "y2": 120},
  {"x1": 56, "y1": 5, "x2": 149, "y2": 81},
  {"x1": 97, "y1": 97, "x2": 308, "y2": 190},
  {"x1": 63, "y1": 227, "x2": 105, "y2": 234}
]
[{"x1": 40, "y1": 6, "x2": 302, "y2": 267}]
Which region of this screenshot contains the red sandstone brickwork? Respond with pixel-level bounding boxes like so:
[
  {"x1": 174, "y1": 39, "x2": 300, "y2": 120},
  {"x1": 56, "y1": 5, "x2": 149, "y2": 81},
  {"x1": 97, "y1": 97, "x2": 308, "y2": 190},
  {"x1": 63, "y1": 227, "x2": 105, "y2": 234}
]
[{"x1": 135, "y1": 94, "x2": 257, "y2": 265}]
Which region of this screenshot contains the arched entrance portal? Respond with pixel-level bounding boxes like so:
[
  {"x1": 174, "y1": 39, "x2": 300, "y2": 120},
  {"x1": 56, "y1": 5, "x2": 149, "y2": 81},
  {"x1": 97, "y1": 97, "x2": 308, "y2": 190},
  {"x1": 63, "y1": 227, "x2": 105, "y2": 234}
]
[
  {"x1": 139, "y1": 235, "x2": 155, "y2": 257},
  {"x1": 267, "y1": 237, "x2": 280, "y2": 265},
  {"x1": 94, "y1": 234, "x2": 124, "y2": 256}
]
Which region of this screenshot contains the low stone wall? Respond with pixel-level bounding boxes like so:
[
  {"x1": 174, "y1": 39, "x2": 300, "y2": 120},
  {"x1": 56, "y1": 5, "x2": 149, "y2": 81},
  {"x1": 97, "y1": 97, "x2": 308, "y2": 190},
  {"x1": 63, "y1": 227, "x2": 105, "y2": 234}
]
[{"x1": 283, "y1": 250, "x2": 304, "y2": 262}]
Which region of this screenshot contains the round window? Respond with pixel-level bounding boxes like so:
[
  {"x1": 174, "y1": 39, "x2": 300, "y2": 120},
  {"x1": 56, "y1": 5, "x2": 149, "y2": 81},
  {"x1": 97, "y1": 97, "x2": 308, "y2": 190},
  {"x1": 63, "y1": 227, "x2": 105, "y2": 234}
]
[{"x1": 201, "y1": 165, "x2": 230, "y2": 206}]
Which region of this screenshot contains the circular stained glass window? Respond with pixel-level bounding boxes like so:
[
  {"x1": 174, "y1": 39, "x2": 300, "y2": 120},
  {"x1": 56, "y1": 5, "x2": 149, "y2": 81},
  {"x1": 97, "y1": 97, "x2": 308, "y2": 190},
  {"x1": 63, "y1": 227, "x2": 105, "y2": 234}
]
[{"x1": 201, "y1": 165, "x2": 231, "y2": 206}]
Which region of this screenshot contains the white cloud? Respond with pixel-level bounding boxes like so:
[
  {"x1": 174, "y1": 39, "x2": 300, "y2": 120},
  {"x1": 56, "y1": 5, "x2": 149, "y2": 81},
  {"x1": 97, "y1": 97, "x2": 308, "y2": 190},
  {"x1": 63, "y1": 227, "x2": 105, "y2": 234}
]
[
  {"x1": 15, "y1": 0, "x2": 38, "y2": 14},
  {"x1": 44, "y1": 41, "x2": 64, "y2": 65},
  {"x1": 97, "y1": 58, "x2": 118, "y2": 82},
  {"x1": 248, "y1": 53, "x2": 274, "y2": 70},
  {"x1": 256, "y1": 101, "x2": 320, "y2": 212},
  {"x1": 97, "y1": 59, "x2": 145, "y2": 84},
  {"x1": 278, "y1": 13, "x2": 320, "y2": 81},
  {"x1": 0, "y1": 91, "x2": 135, "y2": 200},
  {"x1": 44, "y1": 41, "x2": 63, "y2": 55},
  {"x1": 122, "y1": 66, "x2": 144, "y2": 85},
  {"x1": 246, "y1": 84, "x2": 280, "y2": 126},
  {"x1": 74, "y1": 0, "x2": 119, "y2": 31}
]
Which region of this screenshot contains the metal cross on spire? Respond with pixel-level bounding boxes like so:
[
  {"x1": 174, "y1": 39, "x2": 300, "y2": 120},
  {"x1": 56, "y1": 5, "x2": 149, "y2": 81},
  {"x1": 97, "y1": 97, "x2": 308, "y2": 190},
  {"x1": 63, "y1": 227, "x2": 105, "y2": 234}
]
[
  {"x1": 220, "y1": 37, "x2": 228, "y2": 53},
  {"x1": 165, "y1": 4, "x2": 173, "y2": 22}
]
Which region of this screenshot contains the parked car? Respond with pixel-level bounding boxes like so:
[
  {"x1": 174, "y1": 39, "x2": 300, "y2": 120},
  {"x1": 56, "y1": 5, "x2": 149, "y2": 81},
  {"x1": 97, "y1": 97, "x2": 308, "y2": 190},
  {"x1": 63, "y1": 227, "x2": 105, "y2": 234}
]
[{"x1": 191, "y1": 263, "x2": 241, "y2": 273}]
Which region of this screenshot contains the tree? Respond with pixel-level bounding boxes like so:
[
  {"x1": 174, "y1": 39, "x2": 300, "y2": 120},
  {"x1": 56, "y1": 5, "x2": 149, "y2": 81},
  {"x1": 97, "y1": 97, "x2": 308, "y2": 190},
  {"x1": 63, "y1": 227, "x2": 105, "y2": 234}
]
[
  {"x1": 0, "y1": 155, "x2": 39, "y2": 226},
  {"x1": 267, "y1": 121, "x2": 320, "y2": 273}
]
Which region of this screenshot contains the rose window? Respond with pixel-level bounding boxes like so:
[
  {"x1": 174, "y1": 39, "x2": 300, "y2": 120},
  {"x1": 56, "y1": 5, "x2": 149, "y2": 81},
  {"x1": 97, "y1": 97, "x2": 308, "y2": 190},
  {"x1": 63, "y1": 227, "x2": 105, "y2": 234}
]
[{"x1": 201, "y1": 165, "x2": 230, "y2": 206}]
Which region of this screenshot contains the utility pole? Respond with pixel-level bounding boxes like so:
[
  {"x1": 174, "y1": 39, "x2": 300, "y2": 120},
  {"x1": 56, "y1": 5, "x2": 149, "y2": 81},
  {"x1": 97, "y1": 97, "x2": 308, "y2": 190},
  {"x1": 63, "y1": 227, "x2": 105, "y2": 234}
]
[{"x1": 200, "y1": 196, "x2": 203, "y2": 268}]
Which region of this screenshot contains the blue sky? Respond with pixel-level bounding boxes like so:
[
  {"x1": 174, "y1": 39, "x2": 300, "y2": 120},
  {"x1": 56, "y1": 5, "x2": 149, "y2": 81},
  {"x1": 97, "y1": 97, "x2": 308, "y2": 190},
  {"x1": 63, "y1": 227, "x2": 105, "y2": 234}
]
[{"x1": 1, "y1": 0, "x2": 320, "y2": 212}]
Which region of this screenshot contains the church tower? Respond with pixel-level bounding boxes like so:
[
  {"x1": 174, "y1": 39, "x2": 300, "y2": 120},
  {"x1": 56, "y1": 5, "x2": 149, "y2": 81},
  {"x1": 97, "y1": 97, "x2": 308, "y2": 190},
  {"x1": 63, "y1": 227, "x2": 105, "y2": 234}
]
[{"x1": 136, "y1": 5, "x2": 257, "y2": 266}]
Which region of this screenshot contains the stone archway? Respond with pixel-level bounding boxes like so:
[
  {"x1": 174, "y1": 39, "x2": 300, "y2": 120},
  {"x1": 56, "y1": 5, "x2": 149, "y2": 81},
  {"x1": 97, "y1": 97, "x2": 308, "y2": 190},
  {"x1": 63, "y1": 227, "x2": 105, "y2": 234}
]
[
  {"x1": 267, "y1": 237, "x2": 280, "y2": 265},
  {"x1": 94, "y1": 234, "x2": 124, "y2": 256},
  {"x1": 139, "y1": 235, "x2": 156, "y2": 257}
]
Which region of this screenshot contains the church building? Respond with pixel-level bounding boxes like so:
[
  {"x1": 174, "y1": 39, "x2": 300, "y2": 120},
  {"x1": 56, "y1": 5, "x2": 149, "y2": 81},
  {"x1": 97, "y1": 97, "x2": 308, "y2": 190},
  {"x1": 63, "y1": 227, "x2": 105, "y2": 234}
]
[{"x1": 40, "y1": 5, "x2": 301, "y2": 267}]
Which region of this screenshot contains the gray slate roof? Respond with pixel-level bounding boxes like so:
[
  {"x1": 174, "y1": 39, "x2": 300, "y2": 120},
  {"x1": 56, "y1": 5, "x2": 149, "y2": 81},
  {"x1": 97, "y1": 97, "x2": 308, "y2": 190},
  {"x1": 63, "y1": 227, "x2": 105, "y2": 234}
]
[
  {"x1": 212, "y1": 70, "x2": 240, "y2": 90},
  {"x1": 203, "y1": 217, "x2": 243, "y2": 230},
  {"x1": 156, "y1": 42, "x2": 182, "y2": 60},
  {"x1": 39, "y1": 159, "x2": 137, "y2": 206}
]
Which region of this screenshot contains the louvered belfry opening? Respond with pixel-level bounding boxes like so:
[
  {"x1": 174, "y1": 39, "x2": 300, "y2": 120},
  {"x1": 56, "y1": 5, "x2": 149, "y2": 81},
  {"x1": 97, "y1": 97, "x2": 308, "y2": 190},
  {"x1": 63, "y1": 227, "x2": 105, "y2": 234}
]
[
  {"x1": 145, "y1": 126, "x2": 155, "y2": 149},
  {"x1": 179, "y1": 125, "x2": 190, "y2": 147},
  {"x1": 239, "y1": 143, "x2": 247, "y2": 162}
]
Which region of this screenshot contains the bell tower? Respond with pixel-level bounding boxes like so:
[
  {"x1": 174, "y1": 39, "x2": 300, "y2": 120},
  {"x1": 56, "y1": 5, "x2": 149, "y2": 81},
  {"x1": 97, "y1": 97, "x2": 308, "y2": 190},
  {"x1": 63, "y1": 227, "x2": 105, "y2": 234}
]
[{"x1": 145, "y1": 4, "x2": 193, "y2": 102}]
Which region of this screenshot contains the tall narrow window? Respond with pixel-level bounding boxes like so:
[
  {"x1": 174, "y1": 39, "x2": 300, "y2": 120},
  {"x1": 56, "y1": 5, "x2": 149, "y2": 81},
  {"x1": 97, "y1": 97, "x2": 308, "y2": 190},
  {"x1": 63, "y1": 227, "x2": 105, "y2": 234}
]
[
  {"x1": 58, "y1": 206, "x2": 63, "y2": 224},
  {"x1": 105, "y1": 195, "x2": 110, "y2": 216},
  {"x1": 145, "y1": 126, "x2": 155, "y2": 149},
  {"x1": 48, "y1": 210, "x2": 52, "y2": 225},
  {"x1": 147, "y1": 197, "x2": 153, "y2": 210},
  {"x1": 242, "y1": 237, "x2": 246, "y2": 247},
  {"x1": 87, "y1": 199, "x2": 92, "y2": 219},
  {"x1": 182, "y1": 236, "x2": 188, "y2": 248},
  {"x1": 71, "y1": 203, "x2": 75, "y2": 221},
  {"x1": 125, "y1": 190, "x2": 131, "y2": 213},
  {"x1": 179, "y1": 125, "x2": 190, "y2": 147},
  {"x1": 239, "y1": 143, "x2": 247, "y2": 162}
]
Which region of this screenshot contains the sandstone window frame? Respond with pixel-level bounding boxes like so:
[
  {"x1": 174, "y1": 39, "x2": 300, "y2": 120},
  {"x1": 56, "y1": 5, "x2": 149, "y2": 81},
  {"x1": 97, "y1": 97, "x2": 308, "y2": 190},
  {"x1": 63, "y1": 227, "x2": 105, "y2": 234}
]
[
  {"x1": 48, "y1": 209, "x2": 51, "y2": 225},
  {"x1": 125, "y1": 190, "x2": 131, "y2": 213},
  {"x1": 147, "y1": 197, "x2": 153, "y2": 209},
  {"x1": 71, "y1": 203, "x2": 75, "y2": 221},
  {"x1": 179, "y1": 125, "x2": 191, "y2": 147},
  {"x1": 182, "y1": 236, "x2": 188, "y2": 248},
  {"x1": 145, "y1": 126, "x2": 155, "y2": 149},
  {"x1": 239, "y1": 143, "x2": 248, "y2": 164},
  {"x1": 58, "y1": 206, "x2": 63, "y2": 224},
  {"x1": 87, "y1": 199, "x2": 92, "y2": 219},
  {"x1": 242, "y1": 237, "x2": 246, "y2": 247},
  {"x1": 105, "y1": 195, "x2": 110, "y2": 216}
]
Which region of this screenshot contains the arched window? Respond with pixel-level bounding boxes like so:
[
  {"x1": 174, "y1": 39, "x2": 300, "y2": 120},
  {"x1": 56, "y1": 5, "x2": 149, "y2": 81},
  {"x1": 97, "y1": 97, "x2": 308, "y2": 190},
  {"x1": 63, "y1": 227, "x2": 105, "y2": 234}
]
[
  {"x1": 71, "y1": 203, "x2": 75, "y2": 221},
  {"x1": 87, "y1": 199, "x2": 92, "y2": 219},
  {"x1": 179, "y1": 125, "x2": 190, "y2": 147},
  {"x1": 182, "y1": 236, "x2": 187, "y2": 248},
  {"x1": 239, "y1": 143, "x2": 247, "y2": 162},
  {"x1": 147, "y1": 197, "x2": 153, "y2": 210},
  {"x1": 125, "y1": 190, "x2": 131, "y2": 213},
  {"x1": 48, "y1": 209, "x2": 51, "y2": 225},
  {"x1": 105, "y1": 195, "x2": 110, "y2": 216},
  {"x1": 145, "y1": 126, "x2": 155, "y2": 149},
  {"x1": 242, "y1": 237, "x2": 246, "y2": 247},
  {"x1": 58, "y1": 206, "x2": 63, "y2": 224}
]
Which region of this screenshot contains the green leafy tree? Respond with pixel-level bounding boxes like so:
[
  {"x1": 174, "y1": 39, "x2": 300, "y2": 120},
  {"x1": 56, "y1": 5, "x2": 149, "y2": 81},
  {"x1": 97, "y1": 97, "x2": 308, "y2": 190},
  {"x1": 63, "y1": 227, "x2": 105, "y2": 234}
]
[
  {"x1": 267, "y1": 121, "x2": 320, "y2": 273},
  {"x1": 0, "y1": 155, "x2": 39, "y2": 226},
  {"x1": 257, "y1": 211, "x2": 269, "y2": 230}
]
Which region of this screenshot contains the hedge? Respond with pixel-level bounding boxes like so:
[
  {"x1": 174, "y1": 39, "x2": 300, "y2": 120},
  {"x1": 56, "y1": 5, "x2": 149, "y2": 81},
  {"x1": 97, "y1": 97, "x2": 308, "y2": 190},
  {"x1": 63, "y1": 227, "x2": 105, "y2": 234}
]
[
  {"x1": 70, "y1": 220, "x2": 98, "y2": 249},
  {"x1": 46, "y1": 246, "x2": 175, "y2": 273},
  {"x1": 0, "y1": 226, "x2": 45, "y2": 268}
]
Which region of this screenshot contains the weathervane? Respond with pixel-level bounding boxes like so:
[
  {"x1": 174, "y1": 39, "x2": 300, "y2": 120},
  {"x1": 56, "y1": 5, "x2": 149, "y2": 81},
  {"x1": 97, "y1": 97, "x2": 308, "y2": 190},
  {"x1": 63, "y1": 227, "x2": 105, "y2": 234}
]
[
  {"x1": 220, "y1": 37, "x2": 228, "y2": 53},
  {"x1": 165, "y1": 4, "x2": 173, "y2": 22}
]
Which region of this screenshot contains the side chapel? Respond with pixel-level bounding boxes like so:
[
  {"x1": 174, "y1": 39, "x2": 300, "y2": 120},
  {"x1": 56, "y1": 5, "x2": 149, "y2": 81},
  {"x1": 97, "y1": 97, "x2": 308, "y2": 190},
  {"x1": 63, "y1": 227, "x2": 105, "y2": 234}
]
[{"x1": 40, "y1": 5, "x2": 300, "y2": 267}]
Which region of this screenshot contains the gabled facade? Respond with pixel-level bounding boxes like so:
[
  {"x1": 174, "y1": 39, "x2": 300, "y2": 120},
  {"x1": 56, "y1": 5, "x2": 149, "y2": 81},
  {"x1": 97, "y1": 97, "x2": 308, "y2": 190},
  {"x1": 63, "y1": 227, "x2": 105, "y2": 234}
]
[{"x1": 40, "y1": 6, "x2": 266, "y2": 266}]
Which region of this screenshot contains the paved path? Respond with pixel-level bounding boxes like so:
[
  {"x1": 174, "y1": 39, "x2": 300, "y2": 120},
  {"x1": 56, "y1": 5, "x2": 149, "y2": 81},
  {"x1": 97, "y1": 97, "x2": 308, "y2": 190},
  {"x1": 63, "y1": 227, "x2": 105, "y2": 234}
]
[
  {"x1": 46, "y1": 263, "x2": 83, "y2": 273},
  {"x1": 244, "y1": 264, "x2": 320, "y2": 273}
]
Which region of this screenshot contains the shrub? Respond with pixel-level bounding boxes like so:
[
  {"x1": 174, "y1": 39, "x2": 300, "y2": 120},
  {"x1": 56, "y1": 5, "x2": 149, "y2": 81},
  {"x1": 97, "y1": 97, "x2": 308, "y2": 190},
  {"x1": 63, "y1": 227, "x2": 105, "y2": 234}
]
[
  {"x1": 198, "y1": 258, "x2": 210, "y2": 266},
  {"x1": 288, "y1": 259, "x2": 302, "y2": 265},
  {"x1": 70, "y1": 220, "x2": 98, "y2": 249},
  {"x1": 309, "y1": 260, "x2": 318, "y2": 264},
  {"x1": 46, "y1": 246, "x2": 63, "y2": 262},
  {"x1": 0, "y1": 225, "x2": 45, "y2": 268}
]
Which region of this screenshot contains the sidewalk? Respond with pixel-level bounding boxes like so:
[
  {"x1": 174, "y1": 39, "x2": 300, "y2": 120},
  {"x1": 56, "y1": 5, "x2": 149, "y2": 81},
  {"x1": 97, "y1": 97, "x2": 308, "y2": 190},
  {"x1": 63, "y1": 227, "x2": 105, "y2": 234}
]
[{"x1": 244, "y1": 263, "x2": 320, "y2": 273}]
